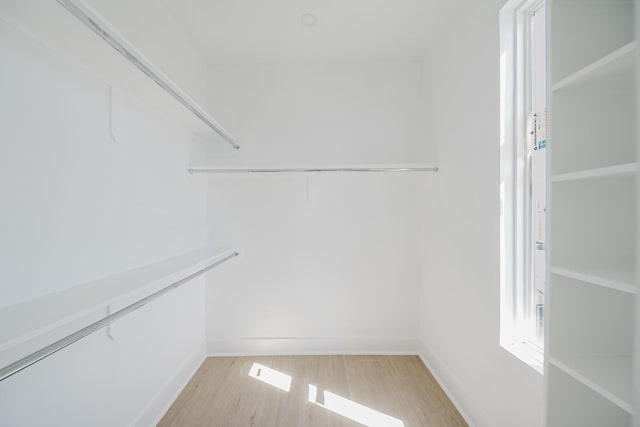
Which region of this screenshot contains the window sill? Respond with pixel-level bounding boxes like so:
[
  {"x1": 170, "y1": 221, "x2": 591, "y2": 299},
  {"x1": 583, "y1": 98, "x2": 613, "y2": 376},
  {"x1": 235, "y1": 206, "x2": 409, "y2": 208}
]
[{"x1": 501, "y1": 338, "x2": 544, "y2": 374}]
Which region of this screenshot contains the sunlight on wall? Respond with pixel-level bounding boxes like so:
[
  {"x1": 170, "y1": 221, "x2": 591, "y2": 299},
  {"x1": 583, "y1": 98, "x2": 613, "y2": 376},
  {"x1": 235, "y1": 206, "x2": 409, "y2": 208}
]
[
  {"x1": 248, "y1": 363, "x2": 292, "y2": 392},
  {"x1": 308, "y1": 384, "x2": 405, "y2": 427}
]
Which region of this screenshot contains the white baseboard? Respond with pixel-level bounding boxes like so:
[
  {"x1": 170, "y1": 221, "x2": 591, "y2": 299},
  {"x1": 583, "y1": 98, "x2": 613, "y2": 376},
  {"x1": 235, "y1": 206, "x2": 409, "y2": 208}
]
[
  {"x1": 418, "y1": 340, "x2": 493, "y2": 427},
  {"x1": 133, "y1": 341, "x2": 206, "y2": 427},
  {"x1": 207, "y1": 336, "x2": 419, "y2": 356}
]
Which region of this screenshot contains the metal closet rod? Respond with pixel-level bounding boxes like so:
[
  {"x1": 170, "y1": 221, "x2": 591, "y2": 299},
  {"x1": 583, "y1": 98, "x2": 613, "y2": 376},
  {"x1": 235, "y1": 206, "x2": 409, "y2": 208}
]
[
  {"x1": 188, "y1": 166, "x2": 439, "y2": 174},
  {"x1": 0, "y1": 251, "x2": 239, "y2": 383},
  {"x1": 56, "y1": 0, "x2": 239, "y2": 150}
]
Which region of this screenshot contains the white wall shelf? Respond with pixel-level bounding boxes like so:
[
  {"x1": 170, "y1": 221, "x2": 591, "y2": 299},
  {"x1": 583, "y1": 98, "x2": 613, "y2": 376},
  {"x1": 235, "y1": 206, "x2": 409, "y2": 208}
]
[
  {"x1": 551, "y1": 267, "x2": 636, "y2": 294},
  {"x1": 551, "y1": 163, "x2": 638, "y2": 183},
  {"x1": 551, "y1": 176, "x2": 636, "y2": 276},
  {"x1": 551, "y1": 0, "x2": 634, "y2": 84},
  {"x1": 547, "y1": 364, "x2": 631, "y2": 427},
  {"x1": 0, "y1": 0, "x2": 238, "y2": 148},
  {"x1": 551, "y1": 80, "x2": 635, "y2": 174},
  {"x1": 552, "y1": 41, "x2": 636, "y2": 91},
  {"x1": 0, "y1": 246, "x2": 238, "y2": 360},
  {"x1": 549, "y1": 354, "x2": 633, "y2": 414}
]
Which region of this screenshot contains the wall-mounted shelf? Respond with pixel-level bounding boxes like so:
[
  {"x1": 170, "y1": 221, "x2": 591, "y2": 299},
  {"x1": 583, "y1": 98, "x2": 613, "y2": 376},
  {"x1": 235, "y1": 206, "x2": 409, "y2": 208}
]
[
  {"x1": 552, "y1": 41, "x2": 636, "y2": 91},
  {"x1": 547, "y1": 364, "x2": 631, "y2": 427},
  {"x1": 551, "y1": 67, "x2": 635, "y2": 174},
  {"x1": 551, "y1": 176, "x2": 636, "y2": 283},
  {"x1": 549, "y1": 354, "x2": 633, "y2": 414},
  {"x1": 0, "y1": 0, "x2": 238, "y2": 148},
  {"x1": 551, "y1": 267, "x2": 636, "y2": 294},
  {"x1": 188, "y1": 163, "x2": 439, "y2": 174},
  {"x1": 0, "y1": 246, "x2": 238, "y2": 368},
  {"x1": 551, "y1": 163, "x2": 638, "y2": 183}
]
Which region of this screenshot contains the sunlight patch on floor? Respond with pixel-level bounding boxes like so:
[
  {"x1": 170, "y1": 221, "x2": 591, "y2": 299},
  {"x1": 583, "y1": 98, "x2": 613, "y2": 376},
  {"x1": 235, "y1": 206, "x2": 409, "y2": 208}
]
[
  {"x1": 248, "y1": 363, "x2": 292, "y2": 392},
  {"x1": 308, "y1": 384, "x2": 405, "y2": 427}
]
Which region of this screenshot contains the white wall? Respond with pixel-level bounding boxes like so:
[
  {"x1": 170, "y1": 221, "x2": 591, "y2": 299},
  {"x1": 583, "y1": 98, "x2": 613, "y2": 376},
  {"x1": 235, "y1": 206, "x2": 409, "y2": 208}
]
[
  {"x1": 204, "y1": 62, "x2": 431, "y2": 164},
  {"x1": 203, "y1": 62, "x2": 431, "y2": 354},
  {"x1": 0, "y1": 2, "x2": 209, "y2": 424},
  {"x1": 418, "y1": 1, "x2": 544, "y2": 426}
]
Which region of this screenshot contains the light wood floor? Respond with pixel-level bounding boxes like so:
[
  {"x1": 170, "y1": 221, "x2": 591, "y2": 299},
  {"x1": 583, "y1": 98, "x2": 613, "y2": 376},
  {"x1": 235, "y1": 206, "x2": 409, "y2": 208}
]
[{"x1": 158, "y1": 355, "x2": 467, "y2": 427}]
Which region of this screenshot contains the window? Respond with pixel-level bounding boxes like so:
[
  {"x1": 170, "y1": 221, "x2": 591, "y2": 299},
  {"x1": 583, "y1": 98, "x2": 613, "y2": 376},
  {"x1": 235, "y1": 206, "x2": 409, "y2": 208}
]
[{"x1": 499, "y1": 0, "x2": 547, "y2": 373}]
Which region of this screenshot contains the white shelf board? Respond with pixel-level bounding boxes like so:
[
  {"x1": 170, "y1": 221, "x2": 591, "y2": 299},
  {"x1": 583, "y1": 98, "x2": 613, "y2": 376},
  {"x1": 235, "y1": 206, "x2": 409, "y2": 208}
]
[
  {"x1": 549, "y1": 353, "x2": 633, "y2": 414},
  {"x1": 0, "y1": 0, "x2": 235, "y2": 147},
  {"x1": 188, "y1": 163, "x2": 439, "y2": 174},
  {"x1": 552, "y1": 163, "x2": 638, "y2": 183},
  {"x1": 551, "y1": 266, "x2": 637, "y2": 294},
  {"x1": 552, "y1": 41, "x2": 636, "y2": 91},
  {"x1": 0, "y1": 246, "x2": 237, "y2": 354}
]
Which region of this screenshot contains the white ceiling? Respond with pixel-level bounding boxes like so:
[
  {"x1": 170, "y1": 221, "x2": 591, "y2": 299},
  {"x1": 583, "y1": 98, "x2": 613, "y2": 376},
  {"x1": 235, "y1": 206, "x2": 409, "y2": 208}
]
[{"x1": 161, "y1": 0, "x2": 462, "y2": 63}]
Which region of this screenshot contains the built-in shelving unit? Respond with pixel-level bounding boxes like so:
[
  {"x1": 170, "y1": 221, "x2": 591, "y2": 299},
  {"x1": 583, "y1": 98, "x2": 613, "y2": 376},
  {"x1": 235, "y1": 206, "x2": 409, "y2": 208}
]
[
  {"x1": 545, "y1": 0, "x2": 637, "y2": 425},
  {"x1": 0, "y1": 0, "x2": 238, "y2": 148},
  {"x1": 0, "y1": 247, "x2": 237, "y2": 371}
]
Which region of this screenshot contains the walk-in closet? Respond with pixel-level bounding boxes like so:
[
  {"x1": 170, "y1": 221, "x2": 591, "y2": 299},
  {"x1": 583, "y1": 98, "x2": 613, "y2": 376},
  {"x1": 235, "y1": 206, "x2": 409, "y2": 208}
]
[{"x1": 0, "y1": 0, "x2": 637, "y2": 426}]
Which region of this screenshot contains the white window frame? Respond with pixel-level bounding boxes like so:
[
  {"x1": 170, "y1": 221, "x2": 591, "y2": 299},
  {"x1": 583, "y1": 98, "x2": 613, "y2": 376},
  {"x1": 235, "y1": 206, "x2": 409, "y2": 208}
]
[{"x1": 499, "y1": 0, "x2": 546, "y2": 374}]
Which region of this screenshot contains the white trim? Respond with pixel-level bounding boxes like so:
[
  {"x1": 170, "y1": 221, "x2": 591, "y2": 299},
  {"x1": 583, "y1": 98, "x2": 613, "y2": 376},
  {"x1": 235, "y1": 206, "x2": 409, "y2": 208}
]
[
  {"x1": 499, "y1": 0, "x2": 547, "y2": 373},
  {"x1": 207, "y1": 336, "x2": 418, "y2": 356},
  {"x1": 133, "y1": 341, "x2": 207, "y2": 427},
  {"x1": 417, "y1": 340, "x2": 494, "y2": 427},
  {"x1": 501, "y1": 338, "x2": 544, "y2": 374}
]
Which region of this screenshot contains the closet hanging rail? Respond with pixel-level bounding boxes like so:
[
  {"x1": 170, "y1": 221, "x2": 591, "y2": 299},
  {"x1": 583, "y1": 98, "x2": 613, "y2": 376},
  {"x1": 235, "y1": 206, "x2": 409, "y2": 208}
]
[
  {"x1": 56, "y1": 0, "x2": 240, "y2": 149},
  {"x1": 0, "y1": 251, "x2": 239, "y2": 382},
  {"x1": 188, "y1": 165, "x2": 439, "y2": 174}
]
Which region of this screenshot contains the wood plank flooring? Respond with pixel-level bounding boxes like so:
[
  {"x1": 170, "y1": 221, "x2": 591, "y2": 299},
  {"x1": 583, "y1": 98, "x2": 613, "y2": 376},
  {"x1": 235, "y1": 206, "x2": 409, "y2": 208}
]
[{"x1": 158, "y1": 355, "x2": 467, "y2": 427}]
